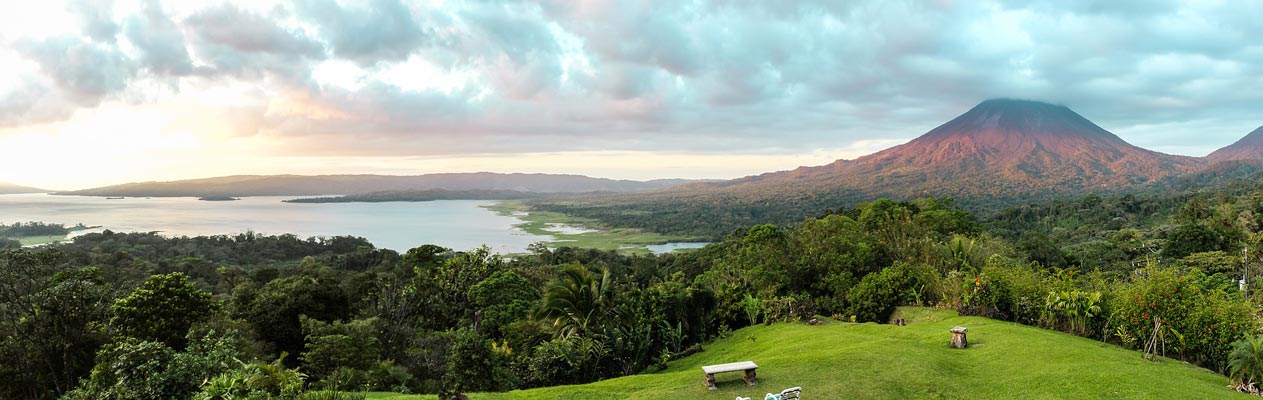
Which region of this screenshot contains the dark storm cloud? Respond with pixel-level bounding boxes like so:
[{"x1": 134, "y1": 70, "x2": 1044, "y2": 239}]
[{"x1": 4, "y1": 0, "x2": 1262, "y2": 156}]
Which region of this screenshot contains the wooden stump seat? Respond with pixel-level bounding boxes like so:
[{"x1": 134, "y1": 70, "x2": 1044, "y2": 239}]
[{"x1": 950, "y1": 326, "x2": 968, "y2": 349}]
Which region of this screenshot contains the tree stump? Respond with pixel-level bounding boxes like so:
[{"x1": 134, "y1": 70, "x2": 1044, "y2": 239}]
[{"x1": 950, "y1": 326, "x2": 968, "y2": 348}]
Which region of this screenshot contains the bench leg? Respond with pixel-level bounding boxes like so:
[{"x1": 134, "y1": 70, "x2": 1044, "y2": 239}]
[
  {"x1": 705, "y1": 373, "x2": 716, "y2": 390},
  {"x1": 744, "y1": 369, "x2": 757, "y2": 385}
]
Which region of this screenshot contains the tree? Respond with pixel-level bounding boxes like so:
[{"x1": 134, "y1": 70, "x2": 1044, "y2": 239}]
[
  {"x1": 0, "y1": 253, "x2": 113, "y2": 399},
  {"x1": 537, "y1": 263, "x2": 611, "y2": 338},
  {"x1": 232, "y1": 273, "x2": 352, "y2": 364},
  {"x1": 846, "y1": 263, "x2": 919, "y2": 323},
  {"x1": 469, "y1": 270, "x2": 538, "y2": 338},
  {"x1": 409, "y1": 245, "x2": 501, "y2": 330},
  {"x1": 1017, "y1": 231, "x2": 1067, "y2": 267},
  {"x1": 299, "y1": 317, "x2": 380, "y2": 381},
  {"x1": 442, "y1": 329, "x2": 513, "y2": 393},
  {"x1": 1164, "y1": 223, "x2": 1234, "y2": 260},
  {"x1": 111, "y1": 273, "x2": 218, "y2": 349}
]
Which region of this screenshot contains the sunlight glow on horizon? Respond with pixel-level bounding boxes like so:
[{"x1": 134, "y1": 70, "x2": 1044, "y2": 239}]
[
  {"x1": 0, "y1": 138, "x2": 907, "y2": 191},
  {"x1": 2, "y1": 1, "x2": 1259, "y2": 190}
]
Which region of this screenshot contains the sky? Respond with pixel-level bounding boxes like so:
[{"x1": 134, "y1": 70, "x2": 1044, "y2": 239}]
[{"x1": 1, "y1": 0, "x2": 1261, "y2": 190}]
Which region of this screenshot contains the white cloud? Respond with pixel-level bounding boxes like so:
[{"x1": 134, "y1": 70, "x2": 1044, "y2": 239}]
[{"x1": 2, "y1": 0, "x2": 1263, "y2": 189}]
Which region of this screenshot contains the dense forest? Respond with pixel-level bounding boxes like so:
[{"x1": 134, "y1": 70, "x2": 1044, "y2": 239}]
[
  {"x1": 533, "y1": 161, "x2": 1263, "y2": 240},
  {"x1": 9, "y1": 175, "x2": 1263, "y2": 398}
]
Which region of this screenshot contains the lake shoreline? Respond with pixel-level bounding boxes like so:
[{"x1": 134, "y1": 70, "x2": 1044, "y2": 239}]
[{"x1": 482, "y1": 200, "x2": 706, "y2": 255}]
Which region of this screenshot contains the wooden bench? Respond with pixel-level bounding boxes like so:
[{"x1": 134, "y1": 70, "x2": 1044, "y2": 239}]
[{"x1": 701, "y1": 361, "x2": 758, "y2": 390}]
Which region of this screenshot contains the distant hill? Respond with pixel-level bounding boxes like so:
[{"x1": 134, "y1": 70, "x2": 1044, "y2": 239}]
[
  {"x1": 0, "y1": 181, "x2": 46, "y2": 194},
  {"x1": 1206, "y1": 126, "x2": 1263, "y2": 163},
  {"x1": 535, "y1": 99, "x2": 1208, "y2": 237},
  {"x1": 56, "y1": 173, "x2": 699, "y2": 197},
  {"x1": 284, "y1": 188, "x2": 569, "y2": 203}
]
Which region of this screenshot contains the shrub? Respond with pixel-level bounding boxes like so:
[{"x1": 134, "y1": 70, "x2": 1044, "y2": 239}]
[
  {"x1": 740, "y1": 294, "x2": 762, "y2": 325},
  {"x1": 66, "y1": 331, "x2": 240, "y2": 400},
  {"x1": 366, "y1": 360, "x2": 414, "y2": 392},
  {"x1": 111, "y1": 273, "x2": 218, "y2": 349},
  {"x1": 1113, "y1": 267, "x2": 1255, "y2": 371},
  {"x1": 1229, "y1": 335, "x2": 1263, "y2": 388},
  {"x1": 1043, "y1": 290, "x2": 1103, "y2": 337},
  {"x1": 977, "y1": 258, "x2": 1046, "y2": 324},
  {"x1": 523, "y1": 335, "x2": 607, "y2": 387},
  {"x1": 317, "y1": 367, "x2": 368, "y2": 391},
  {"x1": 443, "y1": 329, "x2": 514, "y2": 393},
  {"x1": 300, "y1": 317, "x2": 380, "y2": 381},
  {"x1": 846, "y1": 262, "x2": 925, "y2": 323},
  {"x1": 762, "y1": 296, "x2": 815, "y2": 323},
  {"x1": 195, "y1": 357, "x2": 305, "y2": 400},
  {"x1": 303, "y1": 391, "x2": 368, "y2": 400}
]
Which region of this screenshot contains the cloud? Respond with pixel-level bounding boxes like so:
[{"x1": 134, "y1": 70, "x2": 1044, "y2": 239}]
[
  {"x1": 0, "y1": 78, "x2": 76, "y2": 127},
  {"x1": 122, "y1": 0, "x2": 194, "y2": 76},
  {"x1": 294, "y1": 0, "x2": 427, "y2": 65},
  {"x1": 183, "y1": 3, "x2": 326, "y2": 85},
  {"x1": 66, "y1": 0, "x2": 119, "y2": 42},
  {"x1": 185, "y1": 5, "x2": 323, "y2": 57},
  {"x1": 15, "y1": 36, "x2": 134, "y2": 106},
  {"x1": 3, "y1": 0, "x2": 1263, "y2": 161}
]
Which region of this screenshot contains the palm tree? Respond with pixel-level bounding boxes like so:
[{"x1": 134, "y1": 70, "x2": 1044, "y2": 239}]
[
  {"x1": 537, "y1": 263, "x2": 611, "y2": 338},
  {"x1": 1229, "y1": 335, "x2": 1263, "y2": 390}
]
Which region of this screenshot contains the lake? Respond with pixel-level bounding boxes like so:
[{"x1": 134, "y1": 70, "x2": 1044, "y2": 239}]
[
  {"x1": 644, "y1": 242, "x2": 710, "y2": 253},
  {"x1": 0, "y1": 194, "x2": 707, "y2": 254},
  {"x1": 0, "y1": 194, "x2": 549, "y2": 254}
]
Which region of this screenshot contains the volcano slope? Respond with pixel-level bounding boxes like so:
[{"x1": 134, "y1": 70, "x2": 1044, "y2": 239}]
[{"x1": 535, "y1": 99, "x2": 1204, "y2": 238}]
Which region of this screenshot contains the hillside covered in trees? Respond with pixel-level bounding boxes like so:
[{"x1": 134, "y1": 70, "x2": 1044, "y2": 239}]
[{"x1": 8, "y1": 182, "x2": 1263, "y2": 398}]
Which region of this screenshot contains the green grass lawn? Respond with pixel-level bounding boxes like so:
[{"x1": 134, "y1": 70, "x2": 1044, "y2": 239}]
[
  {"x1": 8, "y1": 225, "x2": 95, "y2": 247},
  {"x1": 15, "y1": 234, "x2": 70, "y2": 246},
  {"x1": 362, "y1": 307, "x2": 1248, "y2": 399},
  {"x1": 483, "y1": 201, "x2": 701, "y2": 255}
]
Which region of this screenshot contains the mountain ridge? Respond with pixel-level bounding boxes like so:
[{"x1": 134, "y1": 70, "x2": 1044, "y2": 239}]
[
  {"x1": 1206, "y1": 126, "x2": 1263, "y2": 163},
  {"x1": 56, "y1": 172, "x2": 703, "y2": 197},
  {"x1": 0, "y1": 181, "x2": 46, "y2": 195}
]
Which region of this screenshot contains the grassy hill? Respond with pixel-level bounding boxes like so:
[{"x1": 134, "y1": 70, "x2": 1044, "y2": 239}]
[{"x1": 363, "y1": 308, "x2": 1246, "y2": 400}]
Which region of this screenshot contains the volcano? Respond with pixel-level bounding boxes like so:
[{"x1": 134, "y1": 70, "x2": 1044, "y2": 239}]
[
  {"x1": 1206, "y1": 126, "x2": 1263, "y2": 163},
  {"x1": 684, "y1": 99, "x2": 1205, "y2": 200},
  {"x1": 547, "y1": 99, "x2": 1210, "y2": 237}
]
